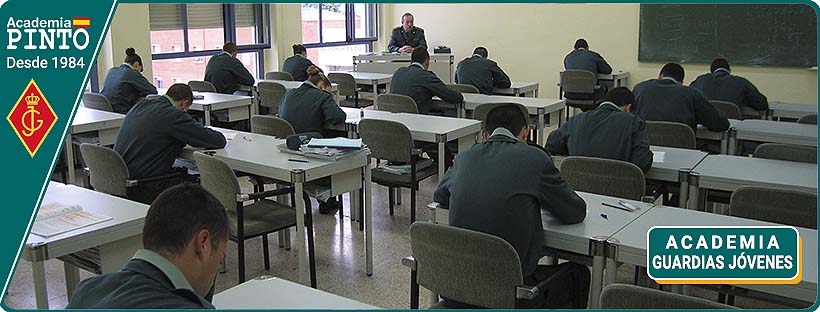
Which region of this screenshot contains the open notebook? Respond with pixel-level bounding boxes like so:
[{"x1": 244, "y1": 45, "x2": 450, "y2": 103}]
[{"x1": 31, "y1": 203, "x2": 112, "y2": 238}]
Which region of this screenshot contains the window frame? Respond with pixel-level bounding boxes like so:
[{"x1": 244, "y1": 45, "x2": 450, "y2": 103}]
[{"x1": 302, "y1": 3, "x2": 378, "y2": 50}]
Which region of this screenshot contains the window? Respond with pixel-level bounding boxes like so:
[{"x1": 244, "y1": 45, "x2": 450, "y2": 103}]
[
  {"x1": 151, "y1": 44, "x2": 161, "y2": 53},
  {"x1": 307, "y1": 44, "x2": 369, "y2": 72},
  {"x1": 154, "y1": 77, "x2": 163, "y2": 88},
  {"x1": 300, "y1": 3, "x2": 378, "y2": 71}
]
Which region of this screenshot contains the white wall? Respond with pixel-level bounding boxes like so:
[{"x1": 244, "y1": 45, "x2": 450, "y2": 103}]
[{"x1": 102, "y1": 4, "x2": 152, "y2": 79}]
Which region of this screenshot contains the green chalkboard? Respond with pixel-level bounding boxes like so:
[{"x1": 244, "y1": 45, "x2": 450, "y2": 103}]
[{"x1": 639, "y1": 4, "x2": 817, "y2": 68}]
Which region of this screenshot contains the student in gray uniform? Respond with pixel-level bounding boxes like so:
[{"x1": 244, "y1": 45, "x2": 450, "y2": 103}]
[
  {"x1": 434, "y1": 104, "x2": 590, "y2": 308},
  {"x1": 114, "y1": 84, "x2": 227, "y2": 204},
  {"x1": 204, "y1": 42, "x2": 256, "y2": 94},
  {"x1": 67, "y1": 184, "x2": 227, "y2": 309},
  {"x1": 547, "y1": 87, "x2": 652, "y2": 172},
  {"x1": 282, "y1": 44, "x2": 322, "y2": 81},
  {"x1": 100, "y1": 48, "x2": 157, "y2": 114},
  {"x1": 563, "y1": 38, "x2": 612, "y2": 100},
  {"x1": 388, "y1": 12, "x2": 427, "y2": 53},
  {"x1": 634, "y1": 63, "x2": 730, "y2": 132},
  {"x1": 690, "y1": 58, "x2": 769, "y2": 118},
  {"x1": 454, "y1": 47, "x2": 511, "y2": 95},
  {"x1": 279, "y1": 65, "x2": 346, "y2": 136},
  {"x1": 389, "y1": 48, "x2": 463, "y2": 115}
]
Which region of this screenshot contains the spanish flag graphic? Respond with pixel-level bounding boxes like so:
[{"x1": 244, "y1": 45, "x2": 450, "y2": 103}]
[{"x1": 72, "y1": 17, "x2": 90, "y2": 28}]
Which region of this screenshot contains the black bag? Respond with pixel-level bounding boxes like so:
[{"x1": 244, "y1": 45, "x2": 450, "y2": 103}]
[{"x1": 286, "y1": 132, "x2": 322, "y2": 150}]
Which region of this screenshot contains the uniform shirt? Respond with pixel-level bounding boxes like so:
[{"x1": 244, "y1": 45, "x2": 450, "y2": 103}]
[
  {"x1": 204, "y1": 52, "x2": 255, "y2": 94},
  {"x1": 546, "y1": 102, "x2": 653, "y2": 172},
  {"x1": 633, "y1": 77, "x2": 730, "y2": 132},
  {"x1": 434, "y1": 127, "x2": 586, "y2": 278},
  {"x1": 114, "y1": 95, "x2": 226, "y2": 179},
  {"x1": 690, "y1": 69, "x2": 769, "y2": 113},
  {"x1": 66, "y1": 249, "x2": 214, "y2": 309},
  {"x1": 563, "y1": 48, "x2": 613, "y2": 76},
  {"x1": 388, "y1": 26, "x2": 428, "y2": 53},
  {"x1": 454, "y1": 54, "x2": 512, "y2": 95},
  {"x1": 279, "y1": 81, "x2": 346, "y2": 134},
  {"x1": 281, "y1": 55, "x2": 321, "y2": 82},
  {"x1": 101, "y1": 64, "x2": 158, "y2": 114},
  {"x1": 389, "y1": 63, "x2": 463, "y2": 114}
]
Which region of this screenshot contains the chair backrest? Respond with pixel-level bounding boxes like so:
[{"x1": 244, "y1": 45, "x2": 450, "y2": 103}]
[
  {"x1": 729, "y1": 186, "x2": 817, "y2": 229},
  {"x1": 358, "y1": 119, "x2": 414, "y2": 163},
  {"x1": 645, "y1": 121, "x2": 696, "y2": 149},
  {"x1": 79, "y1": 143, "x2": 129, "y2": 197},
  {"x1": 709, "y1": 100, "x2": 743, "y2": 120},
  {"x1": 327, "y1": 73, "x2": 357, "y2": 97},
  {"x1": 188, "y1": 80, "x2": 216, "y2": 93},
  {"x1": 447, "y1": 83, "x2": 480, "y2": 94},
  {"x1": 375, "y1": 93, "x2": 418, "y2": 114},
  {"x1": 798, "y1": 114, "x2": 817, "y2": 125},
  {"x1": 256, "y1": 81, "x2": 287, "y2": 114},
  {"x1": 600, "y1": 284, "x2": 738, "y2": 309},
  {"x1": 472, "y1": 102, "x2": 531, "y2": 131},
  {"x1": 410, "y1": 222, "x2": 523, "y2": 309},
  {"x1": 753, "y1": 143, "x2": 817, "y2": 163},
  {"x1": 560, "y1": 70, "x2": 597, "y2": 94},
  {"x1": 193, "y1": 152, "x2": 241, "y2": 213},
  {"x1": 265, "y1": 71, "x2": 294, "y2": 81},
  {"x1": 82, "y1": 93, "x2": 114, "y2": 112},
  {"x1": 559, "y1": 156, "x2": 646, "y2": 200},
  {"x1": 251, "y1": 115, "x2": 295, "y2": 139}
]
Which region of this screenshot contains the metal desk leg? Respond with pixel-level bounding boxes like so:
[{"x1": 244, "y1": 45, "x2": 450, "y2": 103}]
[
  {"x1": 396, "y1": 188, "x2": 401, "y2": 206},
  {"x1": 204, "y1": 105, "x2": 212, "y2": 127},
  {"x1": 32, "y1": 260, "x2": 49, "y2": 309},
  {"x1": 534, "y1": 88, "x2": 539, "y2": 98},
  {"x1": 64, "y1": 262, "x2": 80, "y2": 298},
  {"x1": 678, "y1": 169, "x2": 690, "y2": 208},
  {"x1": 537, "y1": 108, "x2": 546, "y2": 145},
  {"x1": 727, "y1": 129, "x2": 737, "y2": 156},
  {"x1": 720, "y1": 131, "x2": 729, "y2": 155},
  {"x1": 605, "y1": 239, "x2": 619, "y2": 286},
  {"x1": 436, "y1": 134, "x2": 448, "y2": 181},
  {"x1": 365, "y1": 156, "x2": 373, "y2": 276},
  {"x1": 372, "y1": 81, "x2": 378, "y2": 98},
  {"x1": 66, "y1": 133, "x2": 76, "y2": 185},
  {"x1": 686, "y1": 173, "x2": 701, "y2": 211},
  {"x1": 588, "y1": 237, "x2": 607, "y2": 309},
  {"x1": 292, "y1": 170, "x2": 309, "y2": 285}
]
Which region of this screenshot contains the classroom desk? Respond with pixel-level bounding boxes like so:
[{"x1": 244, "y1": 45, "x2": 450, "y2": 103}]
[
  {"x1": 428, "y1": 191, "x2": 655, "y2": 309},
  {"x1": 354, "y1": 53, "x2": 454, "y2": 83},
  {"x1": 338, "y1": 71, "x2": 392, "y2": 96},
  {"x1": 609, "y1": 206, "x2": 818, "y2": 304},
  {"x1": 255, "y1": 79, "x2": 339, "y2": 94},
  {"x1": 696, "y1": 119, "x2": 741, "y2": 154},
  {"x1": 65, "y1": 107, "x2": 124, "y2": 185},
  {"x1": 460, "y1": 93, "x2": 566, "y2": 145},
  {"x1": 213, "y1": 275, "x2": 380, "y2": 309},
  {"x1": 157, "y1": 88, "x2": 254, "y2": 127},
  {"x1": 732, "y1": 120, "x2": 818, "y2": 151},
  {"x1": 182, "y1": 129, "x2": 373, "y2": 287},
  {"x1": 24, "y1": 182, "x2": 148, "y2": 309},
  {"x1": 597, "y1": 70, "x2": 629, "y2": 88},
  {"x1": 769, "y1": 101, "x2": 817, "y2": 121},
  {"x1": 493, "y1": 81, "x2": 540, "y2": 97}
]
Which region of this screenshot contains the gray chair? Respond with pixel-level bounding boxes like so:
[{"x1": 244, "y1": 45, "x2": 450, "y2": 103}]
[
  {"x1": 600, "y1": 284, "x2": 738, "y2": 309},
  {"x1": 82, "y1": 93, "x2": 113, "y2": 112},
  {"x1": 709, "y1": 100, "x2": 743, "y2": 120},
  {"x1": 753, "y1": 143, "x2": 817, "y2": 163},
  {"x1": 251, "y1": 115, "x2": 295, "y2": 139},
  {"x1": 404, "y1": 222, "x2": 580, "y2": 309},
  {"x1": 256, "y1": 81, "x2": 287, "y2": 115},
  {"x1": 797, "y1": 114, "x2": 817, "y2": 125},
  {"x1": 188, "y1": 80, "x2": 216, "y2": 93},
  {"x1": 472, "y1": 102, "x2": 531, "y2": 131},
  {"x1": 560, "y1": 70, "x2": 602, "y2": 116},
  {"x1": 359, "y1": 119, "x2": 437, "y2": 223},
  {"x1": 80, "y1": 143, "x2": 181, "y2": 198},
  {"x1": 559, "y1": 156, "x2": 645, "y2": 200},
  {"x1": 375, "y1": 93, "x2": 418, "y2": 114},
  {"x1": 646, "y1": 121, "x2": 697, "y2": 149},
  {"x1": 265, "y1": 71, "x2": 294, "y2": 81},
  {"x1": 329, "y1": 72, "x2": 373, "y2": 108},
  {"x1": 447, "y1": 83, "x2": 480, "y2": 94},
  {"x1": 730, "y1": 186, "x2": 817, "y2": 229},
  {"x1": 193, "y1": 151, "x2": 300, "y2": 283}
]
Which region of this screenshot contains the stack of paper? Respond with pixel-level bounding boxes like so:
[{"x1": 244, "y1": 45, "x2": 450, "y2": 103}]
[
  {"x1": 377, "y1": 164, "x2": 411, "y2": 175},
  {"x1": 652, "y1": 151, "x2": 666, "y2": 163},
  {"x1": 31, "y1": 203, "x2": 112, "y2": 238},
  {"x1": 307, "y1": 138, "x2": 363, "y2": 149}
]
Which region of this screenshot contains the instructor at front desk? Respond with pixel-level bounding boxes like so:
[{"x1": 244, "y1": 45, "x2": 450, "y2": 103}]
[{"x1": 388, "y1": 12, "x2": 427, "y2": 53}]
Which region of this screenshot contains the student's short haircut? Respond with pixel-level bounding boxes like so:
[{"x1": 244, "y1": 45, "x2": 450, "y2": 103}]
[
  {"x1": 292, "y1": 44, "x2": 307, "y2": 55},
  {"x1": 411, "y1": 48, "x2": 430, "y2": 64},
  {"x1": 574, "y1": 38, "x2": 589, "y2": 50},
  {"x1": 473, "y1": 47, "x2": 488, "y2": 58},
  {"x1": 660, "y1": 63, "x2": 685, "y2": 82},
  {"x1": 604, "y1": 87, "x2": 635, "y2": 107},
  {"x1": 143, "y1": 184, "x2": 228, "y2": 256},
  {"x1": 485, "y1": 103, "x2": 527, "y2": 136},
  {"x1": 166, "y1": 83, "x2": 194, "y2": 103},
  {"x1": 222, "y1": 42, "x2": 237, "y2": 54},
  {"x1": 402, "y1": 12, "x2": 413, "y2": 21},
  {"x1": 710, "y1": 58, "x2": 730, "y2": 73}
]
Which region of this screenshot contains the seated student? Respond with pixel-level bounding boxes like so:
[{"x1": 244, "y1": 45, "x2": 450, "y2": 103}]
[
  {"x1": 101, "y1": 48, "x2": 157, "y2": 114},
  {"x1": 454, "y1": 47, "x2": 511, "y2": 95},
  {"x1": 564, "y1": 38, "x2": 613, "y2": 76},
  {"x1": 66, "y1": 184, "x2": 227, "y2": 309},
  {"x1": 546, "y1": 87, "x2": 652, "y2": 172},
  {"x1": 282, "y1": 44, "x2": 322, "y2": 82},
  {"x1": 204, "y1": 42, "x2": 256, "y2": 94},
  {"x1": 690, "y1": 58, "x2": 769, "y2": 117},
  {"x1": 434, "y1": 104, "x2": 589, "y2": 308},
  {"x1": 279, "y1": 65, "x2": 346, "y2": 136},
  {"x1": 390, "y1": 48, "x2": 463, "y2": 115},
  {"x1": 634, "y1": 63, "x2": 730, "y2": 132},
  {"x1": 114, "y1": 84, "x2": 227, "y2": 204}
]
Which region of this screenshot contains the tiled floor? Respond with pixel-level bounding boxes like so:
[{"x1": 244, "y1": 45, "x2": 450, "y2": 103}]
[{"x1": 5, "y1": 162, "x2": 801, "y2": 310}]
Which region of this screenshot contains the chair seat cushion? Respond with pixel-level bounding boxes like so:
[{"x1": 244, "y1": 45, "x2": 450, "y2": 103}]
[
  {"x1": 372, "y1": 159, "x2": 437, "y2": 187},
  {"x1": 228, "y1": 199, "x2": 296, "y2": 238},
  {"x1": 57, "y1": 248, "x2": 101, "y2": 274}
]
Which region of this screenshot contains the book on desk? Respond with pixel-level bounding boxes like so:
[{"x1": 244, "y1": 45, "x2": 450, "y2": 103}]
[{"x1": 31, "y1": 202, "x2": 112, "y2": 237}]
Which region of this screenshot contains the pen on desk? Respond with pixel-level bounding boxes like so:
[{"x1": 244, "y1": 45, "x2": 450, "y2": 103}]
[
  {"x1": 602, "y1": 202, "x2": 634, "y2": 212},
  {"x1": 288, "y1": 159, "x2": 309, "y2": 163}
]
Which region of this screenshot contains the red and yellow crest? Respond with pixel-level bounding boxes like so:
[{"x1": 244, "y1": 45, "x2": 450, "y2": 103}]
[{"x1": 7, "y1": 79, "x2": 58, "y2": 157}]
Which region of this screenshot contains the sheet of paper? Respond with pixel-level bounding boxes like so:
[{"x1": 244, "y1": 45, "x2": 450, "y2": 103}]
[
  {"x1": 307, "y1": 138, "x2": 363, "y2": 149},
  {"x1": 653, "y1": 151, "x2": 665, "y2": 163},
  {"x1": 32, "y1": 210, "x2": 112, "y2": 238}
]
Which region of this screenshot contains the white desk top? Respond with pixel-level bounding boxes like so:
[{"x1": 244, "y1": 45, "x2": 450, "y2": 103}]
[
  {"x1": 256, "y1": 80, "x2": 339, "y2": 92},
  {"x1": 461, "y1": 93, "x2": 565, "y2": 115},
  {"x1": 342, "y1": 108, "x2": 481, "y2": 143},
  {"x1": 339, "y1": 71, "x2": 393, "y2": 83},
  {"x1": 493, "y1": 81, "x2": 539, "y2": 95},
  {"x1": 734, "y1": 119, "x2": 818, "y2": 147},
  {"x1": 770, "y1": 101, "x2": 817, "y2": 118},
  {"x1": 597, "y1": 70, "x2": 629, "y2": 80},
  {"x1": 696, "y1": 119, "x2": 741, "y2": 140},
  {"x1": 24, "y1": 182, "x2": 148, "y2": 261},
  {"x1": 692, "y1": 155, "x2": 818, "y2": 193},
  {"x1": 647, "y1": 146, "x2": 708, "y2": 182},
  {"x1": 156, "y1": 88, "x2": 252, "y2": 111},
  {"x1": 213, "y1": 276, "x2": 380, "y2": 309},
  {"x1": 355, "y1": 53, "x2": 452, "y2": 62},
  {"x1": 71, "y1": 107, "x2": 124, "y2": 134}
]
